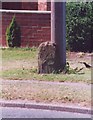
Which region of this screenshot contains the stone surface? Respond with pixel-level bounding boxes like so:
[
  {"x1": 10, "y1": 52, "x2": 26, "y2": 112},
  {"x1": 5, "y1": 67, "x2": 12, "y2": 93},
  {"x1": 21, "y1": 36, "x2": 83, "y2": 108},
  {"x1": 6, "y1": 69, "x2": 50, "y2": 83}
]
[
  {"x1": 38, "y1": 2, "x2": 47, "y2": 11},
  {"x1": 38, "y1": 41, "x2": 56, "y2": 74}
]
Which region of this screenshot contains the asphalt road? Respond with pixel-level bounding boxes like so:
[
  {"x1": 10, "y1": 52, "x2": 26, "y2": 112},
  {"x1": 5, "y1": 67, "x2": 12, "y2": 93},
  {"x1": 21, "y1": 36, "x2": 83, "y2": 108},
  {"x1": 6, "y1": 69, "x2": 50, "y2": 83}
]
[{"x1": 1, "y1": 107, "x2": 91, "y2": 118}]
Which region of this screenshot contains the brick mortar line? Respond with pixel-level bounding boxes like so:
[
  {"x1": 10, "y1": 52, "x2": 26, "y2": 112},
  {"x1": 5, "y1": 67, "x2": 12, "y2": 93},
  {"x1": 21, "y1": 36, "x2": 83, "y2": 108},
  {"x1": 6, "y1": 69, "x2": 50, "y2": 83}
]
[{"x1": 0, "y1": 101, "x2": 92, "y2": 115}]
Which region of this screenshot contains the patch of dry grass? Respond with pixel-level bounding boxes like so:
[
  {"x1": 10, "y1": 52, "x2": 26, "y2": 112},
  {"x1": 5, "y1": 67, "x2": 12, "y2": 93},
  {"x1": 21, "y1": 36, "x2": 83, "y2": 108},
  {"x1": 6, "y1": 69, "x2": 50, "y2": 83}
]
[{"x1": 1, "y1": 80, "x2": 91, "y2": 107}]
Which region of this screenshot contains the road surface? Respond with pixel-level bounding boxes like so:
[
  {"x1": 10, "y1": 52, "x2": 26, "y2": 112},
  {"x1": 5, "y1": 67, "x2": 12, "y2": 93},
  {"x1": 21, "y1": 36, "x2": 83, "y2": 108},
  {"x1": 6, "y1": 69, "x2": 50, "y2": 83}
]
[{"x1": 0, "y1": 107, "x2": 91, "y2": 118}]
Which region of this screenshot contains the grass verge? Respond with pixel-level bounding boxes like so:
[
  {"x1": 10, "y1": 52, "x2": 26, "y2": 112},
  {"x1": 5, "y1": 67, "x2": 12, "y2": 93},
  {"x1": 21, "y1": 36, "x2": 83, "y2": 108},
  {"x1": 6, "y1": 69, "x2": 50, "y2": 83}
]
[
  {"x1": 1, "y1": 47, "x2": 91, "y2": 84},
  {"x1": 1, "y1": 80, "x2": 91, "y2": 107},
  {"x1": 1, "y1": 68, "x2": 91, "y2": 84}
]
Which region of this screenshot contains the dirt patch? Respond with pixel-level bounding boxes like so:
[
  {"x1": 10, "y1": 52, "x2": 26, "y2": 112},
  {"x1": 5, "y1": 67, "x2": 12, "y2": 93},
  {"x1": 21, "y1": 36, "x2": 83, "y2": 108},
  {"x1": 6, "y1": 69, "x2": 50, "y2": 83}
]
[
  {"x1": 2, "y1": 51, "x2": 92, "y2": 71},
  {"x1": 66, "y1": 52, "x2": 91, "y2": 69},
  {"x1": 2, "y1": 59, "x2": 38, "y2": 71}
]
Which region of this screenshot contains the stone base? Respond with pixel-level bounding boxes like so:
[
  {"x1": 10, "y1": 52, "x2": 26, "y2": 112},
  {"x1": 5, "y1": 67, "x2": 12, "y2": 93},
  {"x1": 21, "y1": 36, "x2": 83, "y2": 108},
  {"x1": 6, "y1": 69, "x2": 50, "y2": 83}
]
[{"x1": 38, "y1": 41, "x2": 60, "y2": 74}]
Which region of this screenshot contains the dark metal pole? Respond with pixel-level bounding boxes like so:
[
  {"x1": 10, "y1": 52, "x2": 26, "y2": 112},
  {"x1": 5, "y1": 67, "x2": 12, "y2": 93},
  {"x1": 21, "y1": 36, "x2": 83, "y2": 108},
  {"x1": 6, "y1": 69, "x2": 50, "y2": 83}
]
[{"x1": 51, "y1": 1, "x2": 66, "y2": 70}]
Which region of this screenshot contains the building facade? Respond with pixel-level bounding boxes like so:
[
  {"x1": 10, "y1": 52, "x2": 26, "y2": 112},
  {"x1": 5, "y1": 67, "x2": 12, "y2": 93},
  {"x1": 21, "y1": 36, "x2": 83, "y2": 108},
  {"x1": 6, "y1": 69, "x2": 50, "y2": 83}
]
[{"x1": 1, "y1": 1, "x2": 51, "y2": 47}]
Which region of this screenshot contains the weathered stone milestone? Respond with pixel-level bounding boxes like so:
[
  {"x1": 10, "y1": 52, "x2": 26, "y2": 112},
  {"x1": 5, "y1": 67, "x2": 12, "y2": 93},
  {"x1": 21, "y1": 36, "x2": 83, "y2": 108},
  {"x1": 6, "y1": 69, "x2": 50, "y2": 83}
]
[{"x1": 38, "y1": 41, "x2": 56, "y2": 74}]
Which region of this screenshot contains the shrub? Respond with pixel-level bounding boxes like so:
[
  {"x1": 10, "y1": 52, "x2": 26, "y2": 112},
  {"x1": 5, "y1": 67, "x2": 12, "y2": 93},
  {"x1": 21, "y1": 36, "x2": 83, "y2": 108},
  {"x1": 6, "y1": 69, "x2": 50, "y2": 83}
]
[
  {"x1": 6, "y1": 15, "x2": 21, "y2": 47},
  {"x1": 66, "y1": 2, "x2": 93, "y2": 52}
]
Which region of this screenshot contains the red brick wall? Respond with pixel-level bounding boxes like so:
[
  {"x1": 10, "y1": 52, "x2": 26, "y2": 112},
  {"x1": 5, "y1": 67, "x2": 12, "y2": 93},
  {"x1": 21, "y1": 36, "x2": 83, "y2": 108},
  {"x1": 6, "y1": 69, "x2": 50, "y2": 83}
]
[
  {"x1": 2, "y1": 2, "x2": 38, "y2": 10},
  {"x1": 21, "y1": 2, "x2": 38, "y2": 10},
  {"x1": 2, "y1": 2, "x2": 22, "y2": 10},
  {"x1": 2, "y1": 2, "x2": 51, "y2": 11},
  {"x1": 1, "y1": 12, "x2": 51, "y2": 47},
  {"x1": 47, "y1": 2, "x2": 51, "y2": 11}
]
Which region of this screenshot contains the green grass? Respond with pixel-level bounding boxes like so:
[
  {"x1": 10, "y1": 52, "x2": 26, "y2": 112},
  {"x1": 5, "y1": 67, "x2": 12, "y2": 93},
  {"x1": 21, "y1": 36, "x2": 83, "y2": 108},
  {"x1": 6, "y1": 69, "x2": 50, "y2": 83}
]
[
  {"x1": 2, "y1": 47, "x2": 38, "y2": 61},
  {"x1": 1, "y1": 47, "x2": 91, "y2": 84},
  {"x1": 1, "y1": 68, "x2": 91, "y2": 84}
]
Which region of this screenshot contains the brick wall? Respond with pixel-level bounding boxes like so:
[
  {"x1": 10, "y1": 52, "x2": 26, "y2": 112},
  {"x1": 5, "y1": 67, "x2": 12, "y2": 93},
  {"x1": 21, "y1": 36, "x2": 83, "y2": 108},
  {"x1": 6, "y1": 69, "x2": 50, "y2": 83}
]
[
  {"x1": 47, "y1": 2, "x2": 51, "y2": 11},
  {"x1": 1, "y1": 12, "x2": 51, "y2": 47},
  {"x1": 21, "y1": 2, "x2": 38, "y2": 10},
  {"x1": 2, "y1": 2, "x2": 38, "y2": 10},
  {"x1": 2, "y1": 2, "x2": 51, "y2": 11}
]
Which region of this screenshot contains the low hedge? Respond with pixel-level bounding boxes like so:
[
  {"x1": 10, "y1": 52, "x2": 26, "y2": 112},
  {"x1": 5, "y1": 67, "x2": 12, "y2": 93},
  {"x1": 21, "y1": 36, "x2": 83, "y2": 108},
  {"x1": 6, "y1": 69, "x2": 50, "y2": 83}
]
[{"x1": 66, "y1": 2, "x2": 93, "y2": 52}]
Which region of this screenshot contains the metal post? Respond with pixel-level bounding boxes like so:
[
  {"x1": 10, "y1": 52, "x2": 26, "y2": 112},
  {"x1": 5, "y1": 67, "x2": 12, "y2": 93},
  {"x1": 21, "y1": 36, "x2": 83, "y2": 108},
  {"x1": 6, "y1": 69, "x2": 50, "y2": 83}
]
[{"x1": 51, "y1": 1, "x2": 66, "y2": 70}]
